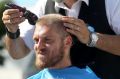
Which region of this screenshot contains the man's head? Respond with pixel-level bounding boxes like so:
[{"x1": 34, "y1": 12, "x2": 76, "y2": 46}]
[{"x1": 33, "y1": 14, "x2": 72, "y2": 69}]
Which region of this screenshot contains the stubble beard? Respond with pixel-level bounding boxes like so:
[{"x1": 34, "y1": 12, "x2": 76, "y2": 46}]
[{"x1": 35, "y1": 44, "x2": 64, "y2": 70}]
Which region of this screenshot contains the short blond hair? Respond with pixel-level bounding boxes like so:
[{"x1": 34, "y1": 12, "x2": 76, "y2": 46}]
[{"x1": 36, "y1": 14, "x2": 69, "y2": 39}]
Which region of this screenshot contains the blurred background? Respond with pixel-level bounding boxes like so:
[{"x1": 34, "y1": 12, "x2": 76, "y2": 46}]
[{"x1": 0, "y1": 0, "x2": 38, "y2": 79}]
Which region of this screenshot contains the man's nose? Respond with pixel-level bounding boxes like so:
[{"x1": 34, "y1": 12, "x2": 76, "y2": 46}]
[{"x1": 36, "y1": 39, "x2": 45, "y2": 49}]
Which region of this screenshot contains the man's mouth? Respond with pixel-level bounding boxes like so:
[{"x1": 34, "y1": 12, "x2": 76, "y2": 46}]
[{"x1": 37, "y1": 49, "x2": 48, "y2": 55}]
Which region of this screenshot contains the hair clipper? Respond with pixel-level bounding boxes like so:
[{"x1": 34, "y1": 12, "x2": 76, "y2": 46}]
[{"x1": 5, "y1": 3, "x2": 38, "y2": 25}]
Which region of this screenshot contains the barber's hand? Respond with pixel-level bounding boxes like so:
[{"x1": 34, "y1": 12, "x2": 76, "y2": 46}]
[
  {"x1": 2, "y1": 9, "x2": 25, "y2": 33},
  {"x1": 62, "y1": 16, "x2": 90, "y2": 44}
]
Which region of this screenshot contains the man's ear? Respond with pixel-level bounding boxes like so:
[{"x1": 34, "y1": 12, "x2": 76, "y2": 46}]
[{"x1": 64, "y1": 35, "x2": 72, "y2": 46}]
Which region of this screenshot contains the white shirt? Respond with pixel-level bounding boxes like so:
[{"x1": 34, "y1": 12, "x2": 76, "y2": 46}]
[{"x1": 19, "y1": 0, "x2": 120, "y2": 50}]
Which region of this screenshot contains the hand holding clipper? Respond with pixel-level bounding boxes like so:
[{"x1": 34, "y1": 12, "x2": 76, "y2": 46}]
[{"x1": 5, "y1": 3, "x2": 38, "y2": 25}]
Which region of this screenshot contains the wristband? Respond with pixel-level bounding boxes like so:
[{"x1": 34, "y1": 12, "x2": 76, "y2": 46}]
[{"x1": 5, "y1": 27, "x2": 20, "y2": 39}]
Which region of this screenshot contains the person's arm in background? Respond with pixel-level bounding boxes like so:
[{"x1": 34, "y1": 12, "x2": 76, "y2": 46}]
[
  {"x1": 62, "y1": 17, "x2": 120, "y2": 56},
  {"x1": 5, "y1": 35, "x2": 30, "y2": 59},
  {"x1": 95, "y1": 34, "x2": 120, "y2": 56},
  {"x1": 61, "y1": 0, "x2": 120, "y2": 56},
  {"x1": 95, "y1": 0, "x2": 120, "y2": 56},
  {"x1": 62, "y1": 16, "x2": 120, "y2": 56},
  {"x1": 2, "y1": 9, "x2": 30, "y2": 59},
  {"x1": 2, "y1": 0, "x2": 47, "y2": 59},
  {"x1": 62, "y1": 0, "x2": 120, "y2": 56}
]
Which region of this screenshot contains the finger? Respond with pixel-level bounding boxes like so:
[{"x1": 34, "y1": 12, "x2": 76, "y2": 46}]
[
  {"x1": 62, "y1": 16, "x2": 83, "y2": 26},
  {"x1": 62, "y1": 16, "x2": 79, "y2": 24},
  {"x1": 64, "y1": 23, "x2": 81, "y2": 31},
  {"x1": 2, "y1": 12, "x2": 22, "y2": 20},
  {"x1": 3, "y1": 9, "x2": 19, "y2": 15},
  {"x1": 66, "y1": 28, "x2": 80, "y2": 36},
  {"x1": 3, "y1": 17, "x2": 25, "y2": 24},
  {"x1": 62, "y1": 16, "x2": 75, "y2": 23},
  {"x1": 6, "y1": 23, "x2": 19, "y2": 27},
  {"x1": 10, "y1": 12, "x2": 23, "y2": 19},
  {"x1": 2, "y1": 14, "x2": 10, "y2": 20},
  {"x1": 10, "y1": 17, "x2": 25, "y2": 23}
]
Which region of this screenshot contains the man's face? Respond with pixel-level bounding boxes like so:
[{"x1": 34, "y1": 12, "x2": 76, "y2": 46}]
[{"x1": 33, "y1": 24, "x2": 65, "y2": 69}]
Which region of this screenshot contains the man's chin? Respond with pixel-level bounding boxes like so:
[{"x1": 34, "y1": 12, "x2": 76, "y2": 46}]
[{"x1": 35, "y1": 62, "x2": 46, "y2": 70}]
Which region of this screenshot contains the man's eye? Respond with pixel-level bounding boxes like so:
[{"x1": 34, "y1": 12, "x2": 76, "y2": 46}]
[{"x1": 45, "y1": 38, "x2": 52, "y2": 43}]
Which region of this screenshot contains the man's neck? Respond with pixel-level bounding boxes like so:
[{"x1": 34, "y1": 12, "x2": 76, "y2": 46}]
[
  {"x1": 49, "y1": 54, "x2": 72, "y2": 69},
  {"x1": 64, "y1": 0, "x2": 77, "y2": 8}
]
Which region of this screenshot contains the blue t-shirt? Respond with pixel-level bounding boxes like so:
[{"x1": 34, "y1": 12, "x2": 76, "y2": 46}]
[{"x1": 27, "y1": 66, "x2": 100, "y2": 79}]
